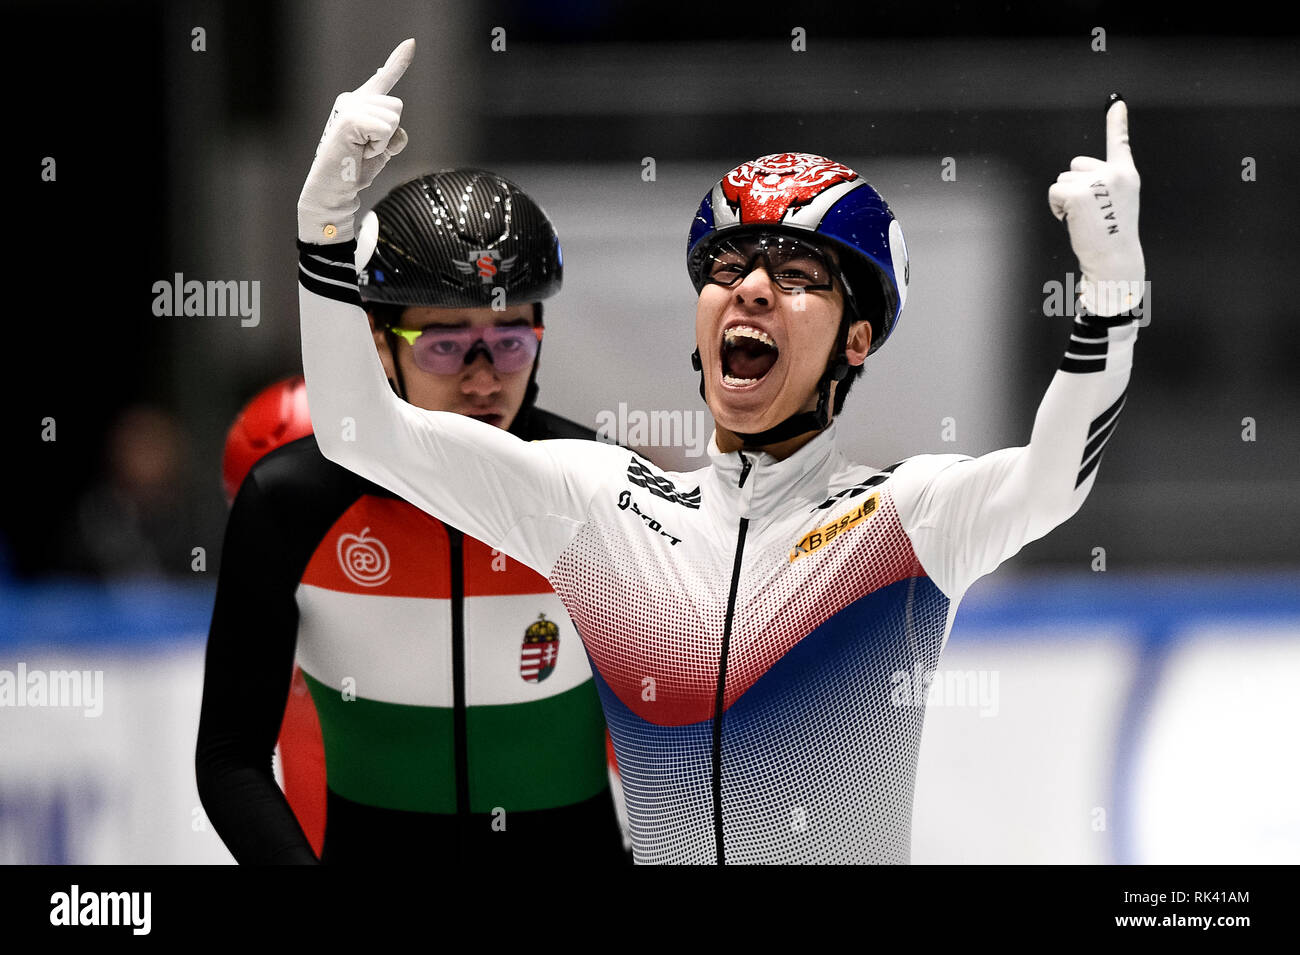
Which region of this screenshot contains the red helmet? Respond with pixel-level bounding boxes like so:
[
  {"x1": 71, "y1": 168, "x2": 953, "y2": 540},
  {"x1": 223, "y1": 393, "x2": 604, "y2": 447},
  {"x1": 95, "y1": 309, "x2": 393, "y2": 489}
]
[{"x1": 221, "y1": 376, "x2": 313, "y2": 504}]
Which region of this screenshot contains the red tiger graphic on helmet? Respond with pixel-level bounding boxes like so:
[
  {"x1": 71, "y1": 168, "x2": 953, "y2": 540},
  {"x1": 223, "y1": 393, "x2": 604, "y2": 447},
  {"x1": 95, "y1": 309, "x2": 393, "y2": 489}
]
[{"x1": 720, "y1": 153, "x2": 858, "y2": 222}]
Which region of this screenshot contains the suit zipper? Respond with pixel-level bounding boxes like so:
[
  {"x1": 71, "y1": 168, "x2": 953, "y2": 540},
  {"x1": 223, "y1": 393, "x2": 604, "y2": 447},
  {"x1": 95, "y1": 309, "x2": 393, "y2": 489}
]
[
  {"x1": 448, "y1": 527, "x2": 469, "y2": 820},
  {"x1": 712, "y1": 451, "x2": 752, "y2": 865}
]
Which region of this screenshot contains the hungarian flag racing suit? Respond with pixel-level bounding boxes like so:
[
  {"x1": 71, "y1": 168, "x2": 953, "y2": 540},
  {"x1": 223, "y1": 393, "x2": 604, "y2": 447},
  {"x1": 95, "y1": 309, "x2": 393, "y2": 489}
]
[
  {"x1": 196, "y1": 426, "x2": 627, "y2": 865},
  {"x1": 299, "y1": 239, "x2": 1138, "y2": 864}
]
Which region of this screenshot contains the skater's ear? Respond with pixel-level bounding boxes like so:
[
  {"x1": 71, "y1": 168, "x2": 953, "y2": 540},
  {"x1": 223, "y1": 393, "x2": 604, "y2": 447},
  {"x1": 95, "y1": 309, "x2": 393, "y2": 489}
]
[{"x1": 845, "y1": 319, "x2": 873, "y2": 367}]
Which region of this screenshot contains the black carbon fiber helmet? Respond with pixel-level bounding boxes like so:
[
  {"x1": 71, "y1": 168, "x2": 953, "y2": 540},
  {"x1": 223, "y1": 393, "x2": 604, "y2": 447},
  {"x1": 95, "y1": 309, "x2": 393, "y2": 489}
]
[{"x1": 357, "y1": 169, "x2": 563, "y2": 309}]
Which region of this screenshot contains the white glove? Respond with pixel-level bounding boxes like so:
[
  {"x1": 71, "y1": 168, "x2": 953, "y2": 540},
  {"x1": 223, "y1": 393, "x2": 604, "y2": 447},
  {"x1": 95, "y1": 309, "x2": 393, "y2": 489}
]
[
  {"x1": 297, "y1": 39, "x2": 415, "y2": 245},
  {"x1": 1048, "y1": 95, "x2": 1145, "y2": 316}
]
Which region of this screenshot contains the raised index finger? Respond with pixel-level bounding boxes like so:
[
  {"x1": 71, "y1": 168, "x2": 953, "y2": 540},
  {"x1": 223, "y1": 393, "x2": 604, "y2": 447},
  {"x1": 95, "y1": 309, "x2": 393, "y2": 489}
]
[
  {"x1": 356, "y1": 38, "x2": 415, "y2": 95},
  {"x1": 1105, "y1": 93, "x2": 1133, "y2": 168}
]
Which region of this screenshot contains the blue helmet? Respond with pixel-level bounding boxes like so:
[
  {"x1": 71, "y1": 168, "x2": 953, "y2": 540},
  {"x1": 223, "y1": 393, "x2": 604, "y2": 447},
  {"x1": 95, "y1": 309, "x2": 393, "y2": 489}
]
[{"x1": 686, "y1": 152, "x2": 909, "y2": 355}]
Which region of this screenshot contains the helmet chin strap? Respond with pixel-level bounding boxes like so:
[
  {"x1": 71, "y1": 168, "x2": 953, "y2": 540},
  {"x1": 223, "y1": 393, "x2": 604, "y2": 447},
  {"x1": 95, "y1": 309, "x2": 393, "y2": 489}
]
[
  {"x1": 508, "y1": 301, "x2": 545, "y2": 437},
  {"x1": 691, "y1": 306, "x2": 854, "y2": 452},
  {"x1": 508, "y1": 350, "x2": 542, "y2": 437},
  {"x1": 384, "y1": 327, "x2": 410, "y2": 402}
]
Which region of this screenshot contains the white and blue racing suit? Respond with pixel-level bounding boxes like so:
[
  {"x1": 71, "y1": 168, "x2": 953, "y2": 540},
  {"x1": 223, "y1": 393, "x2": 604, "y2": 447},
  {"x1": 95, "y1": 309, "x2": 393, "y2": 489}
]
[{"x1": 299, "y1": 239, "x2": 1138, "y2": 864}]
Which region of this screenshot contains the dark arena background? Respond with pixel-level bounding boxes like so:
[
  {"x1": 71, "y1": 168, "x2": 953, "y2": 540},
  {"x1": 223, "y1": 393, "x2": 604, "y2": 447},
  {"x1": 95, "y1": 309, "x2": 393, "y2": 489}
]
[{"x1": 0, "y1": 0, "x2": 1295, "y2": 930}]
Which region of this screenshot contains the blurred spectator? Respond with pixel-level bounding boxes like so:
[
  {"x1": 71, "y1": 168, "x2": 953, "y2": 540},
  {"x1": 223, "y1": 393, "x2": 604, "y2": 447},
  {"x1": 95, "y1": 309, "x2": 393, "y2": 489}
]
[{"x1": 64, "y1": 405, "x2": 202, "y2": 579}]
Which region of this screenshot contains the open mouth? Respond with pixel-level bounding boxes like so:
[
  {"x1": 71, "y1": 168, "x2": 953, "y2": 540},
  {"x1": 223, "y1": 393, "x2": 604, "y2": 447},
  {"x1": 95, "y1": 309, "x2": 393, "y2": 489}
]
[
  {"x1": 467, "y1": 412, "x2": 505, "y2": 427},
  {"x1": 720, "y1": 325, "x2": 779, "y2": 386}
]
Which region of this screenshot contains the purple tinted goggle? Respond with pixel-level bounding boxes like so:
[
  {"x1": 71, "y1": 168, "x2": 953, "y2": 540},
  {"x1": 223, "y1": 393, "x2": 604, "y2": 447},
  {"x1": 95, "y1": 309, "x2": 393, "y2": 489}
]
[{"x1": 388, "y1": 324, "x2": 543, "y2": 375}]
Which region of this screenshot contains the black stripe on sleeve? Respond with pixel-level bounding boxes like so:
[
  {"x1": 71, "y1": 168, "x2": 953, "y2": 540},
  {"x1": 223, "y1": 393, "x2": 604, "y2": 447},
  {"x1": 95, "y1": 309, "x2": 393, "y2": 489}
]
[
  {"x1": 1075, "y1": 308, "x2": 1141, "y2": 328},
  {"x1": 302, "y1": 254, "x2": 358, "y2": 287},
  {"x1": 1075, "y1": 448, "x2": 1106, "y2": 488},
  {"x1": 1074, "y1": 386, "x2": 1129, "y2": 488},
  {"x1": 1065, "y1": 337, "x2": 1109, "y2": 356},
  {"x1": 299, "y1": 264, "x2": 362, "y2": 307},
  {"x1": 296, "y1": 239, "x2": 357, "y2": 265},
  {"x1": 297, "y1": 240, "x2": 362, "y2": 308},
  {"x1": 1060, "y1": 316, "x2": 1112, "y2": 373},
  {"x1": 1060, "y1": 354, "x2": 1107, "y2": 373},
  {"x1": 1089, "y1": 387, "x2": 1128, "y2": 437},
  {"x1": 1081, "y1": 413, "x2": 1122, "y2": 464}
]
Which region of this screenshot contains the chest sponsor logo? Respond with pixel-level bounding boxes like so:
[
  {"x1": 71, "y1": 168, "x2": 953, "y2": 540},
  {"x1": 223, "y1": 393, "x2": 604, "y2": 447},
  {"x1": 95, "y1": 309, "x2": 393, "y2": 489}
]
[
  {"x1": 336, "y1": 526, "x2": 392, "y2": 587},
  {"x1": 790, "y1": 492, "x2": 880, "y2": 563},
  {"x1": 617, "y1": 490, "x2": 683, "y2": 545},
  {"x1": 520, "y1": 613, "x2": 560, "y2": 683}
]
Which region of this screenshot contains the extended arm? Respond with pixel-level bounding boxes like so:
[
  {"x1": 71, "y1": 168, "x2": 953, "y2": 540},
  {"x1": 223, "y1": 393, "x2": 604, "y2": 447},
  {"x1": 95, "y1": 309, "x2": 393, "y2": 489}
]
[
  {"x1": 900, "y1": 96, "x2": 1145, "y2": 597},
  {"x1": 296, "y1": 40, "x2": 620, "y2": 575},
  {"x1": 902, "y1": 315, "x2": 1136, "y2": 597}
]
